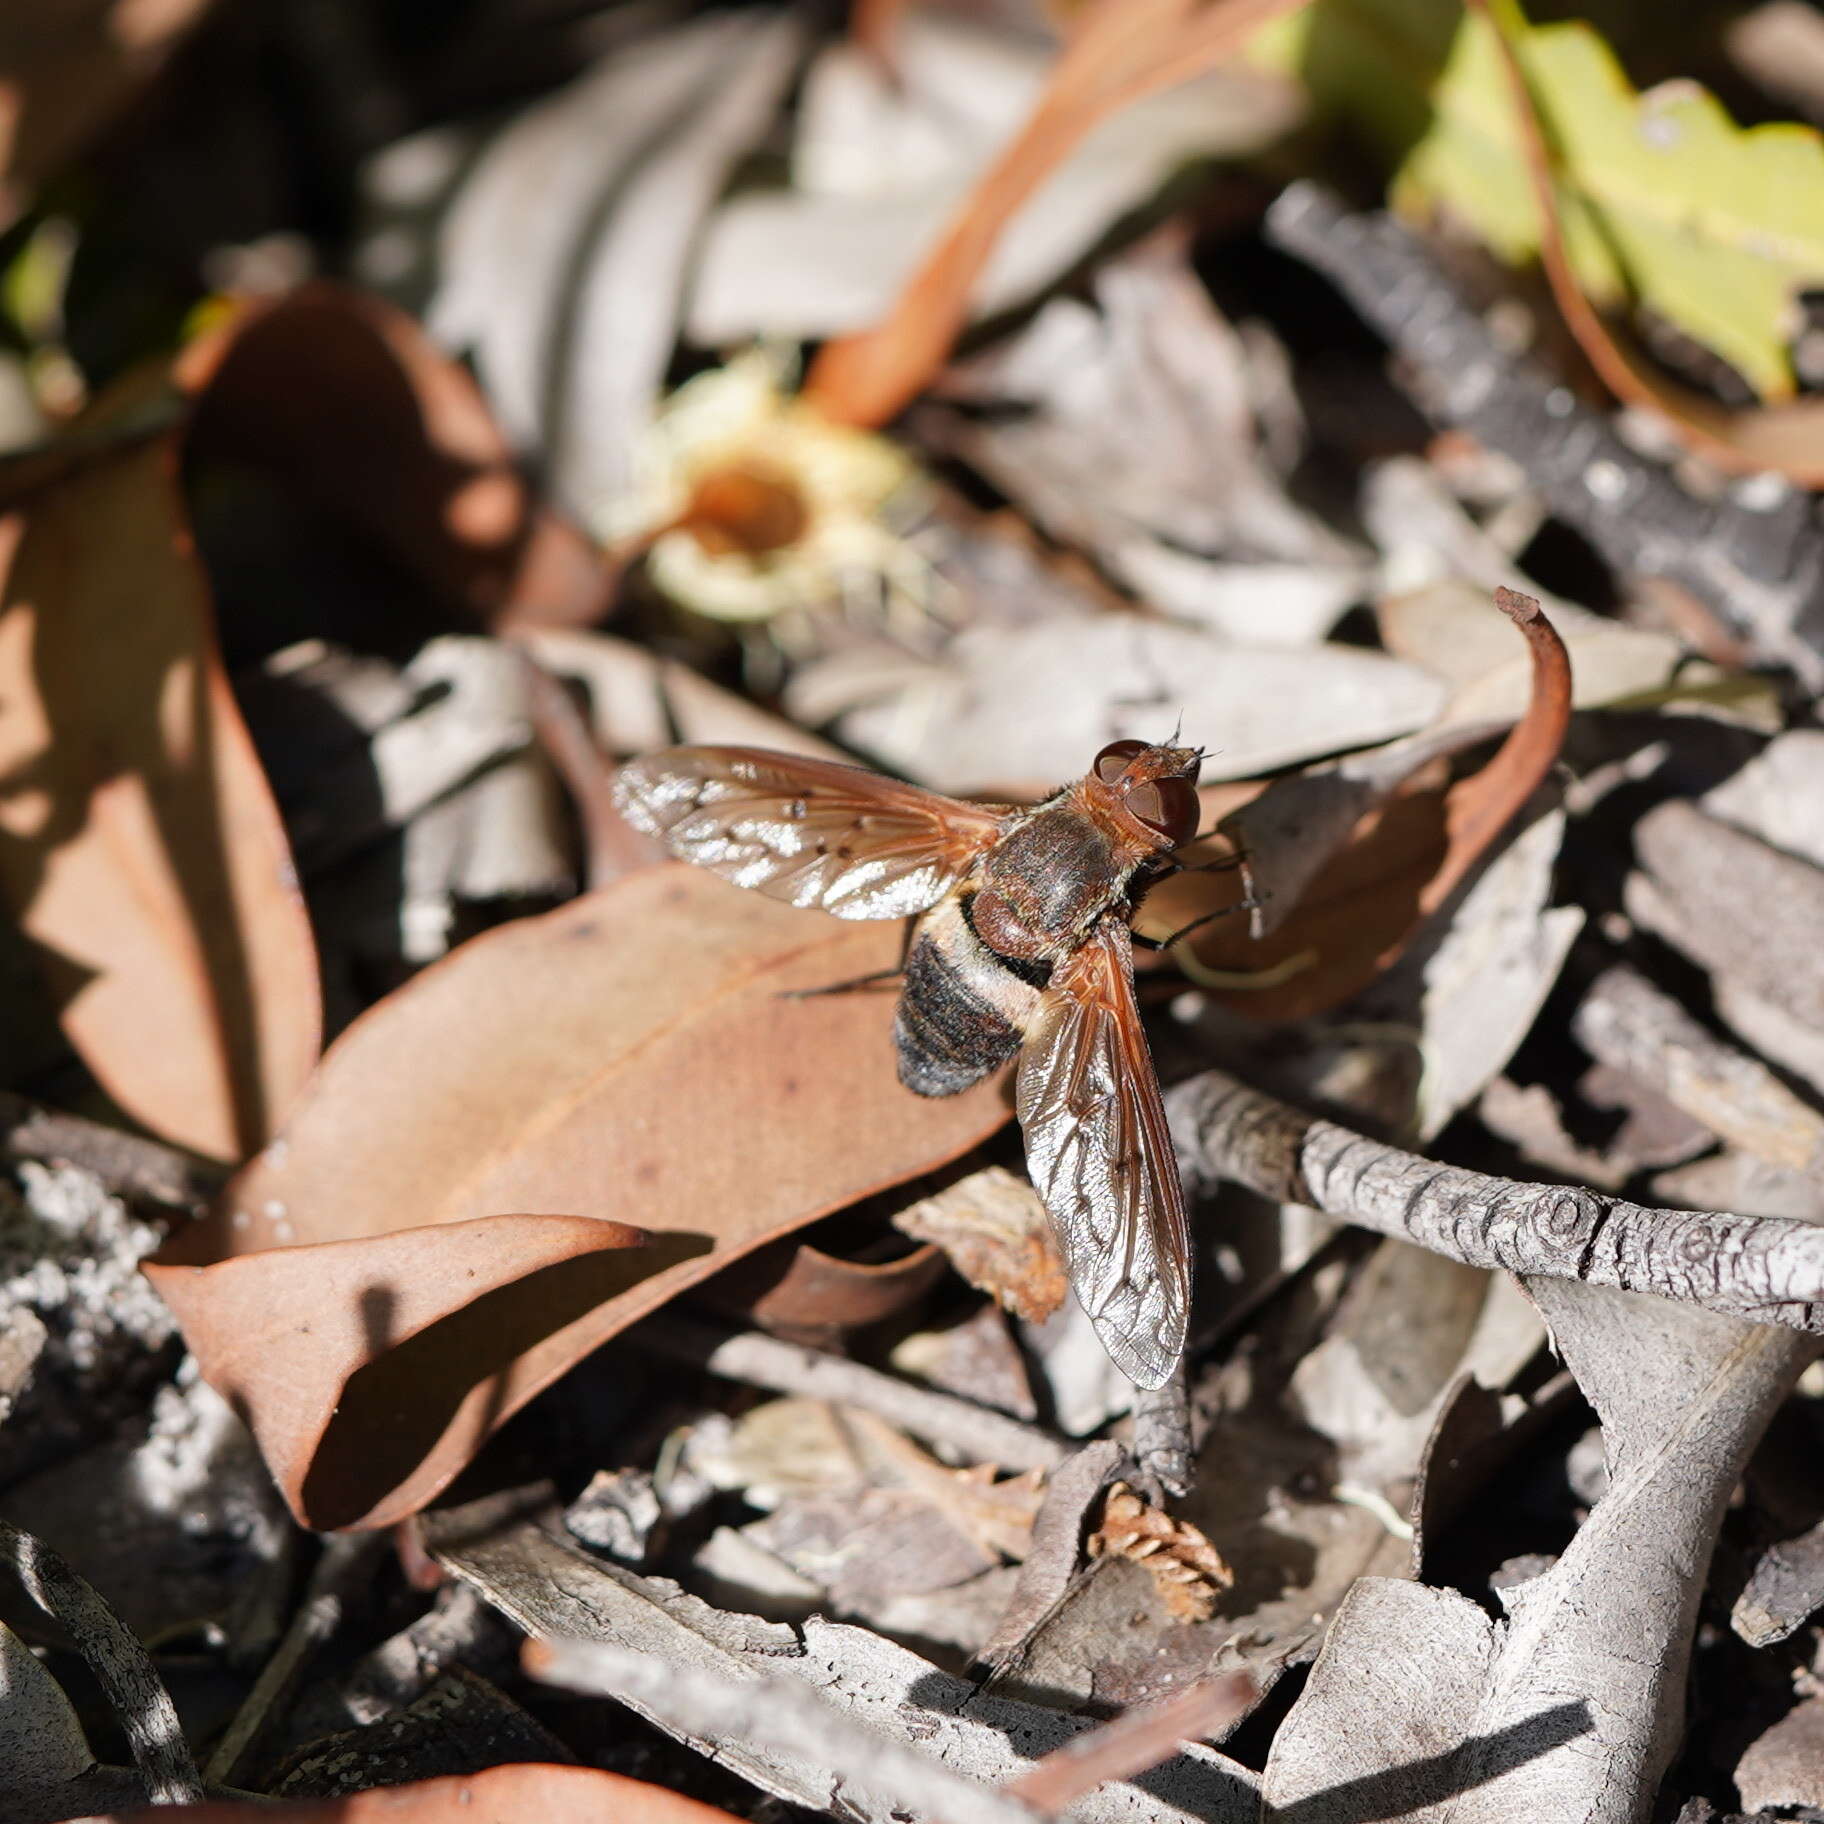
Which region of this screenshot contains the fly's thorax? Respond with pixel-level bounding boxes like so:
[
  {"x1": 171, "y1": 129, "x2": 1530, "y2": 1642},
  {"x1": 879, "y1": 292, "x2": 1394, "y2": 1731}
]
[{"x1": 973, "y1": 800, "x2": 1135, "y2": 958}]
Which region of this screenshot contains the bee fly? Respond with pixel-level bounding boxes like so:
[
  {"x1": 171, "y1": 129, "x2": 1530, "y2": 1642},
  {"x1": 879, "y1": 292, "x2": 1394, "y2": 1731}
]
[{"x1": 613, "y1": 739, "x2": 1207, "y2": 1388}]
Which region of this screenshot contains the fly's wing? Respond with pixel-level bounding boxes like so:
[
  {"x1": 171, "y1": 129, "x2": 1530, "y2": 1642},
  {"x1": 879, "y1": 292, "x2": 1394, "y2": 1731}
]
[
  {"x1": 1015, "y1": 918, "x2": 1189, "y2": 1388},
  {"x1": 613, "y1": 745, "x2": 1008, "y2": 919}
]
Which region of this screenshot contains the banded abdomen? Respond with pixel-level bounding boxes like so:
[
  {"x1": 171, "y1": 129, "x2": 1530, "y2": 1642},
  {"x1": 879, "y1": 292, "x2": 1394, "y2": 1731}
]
[{"x1": 893, "y1": 893, "x2": 1046, "y2": 1096}]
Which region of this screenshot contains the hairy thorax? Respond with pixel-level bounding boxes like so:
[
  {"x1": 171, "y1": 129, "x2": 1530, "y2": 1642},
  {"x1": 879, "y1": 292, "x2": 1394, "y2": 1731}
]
[{"x1": 969, "y1": 801, "x2": 1133, "y2": 960}]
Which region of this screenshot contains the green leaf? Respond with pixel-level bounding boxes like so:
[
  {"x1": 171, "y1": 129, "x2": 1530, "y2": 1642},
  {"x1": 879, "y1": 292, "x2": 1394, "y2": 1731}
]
[{"x1": 1256, "y1": 0, "x2": 1824, "y2": 401}]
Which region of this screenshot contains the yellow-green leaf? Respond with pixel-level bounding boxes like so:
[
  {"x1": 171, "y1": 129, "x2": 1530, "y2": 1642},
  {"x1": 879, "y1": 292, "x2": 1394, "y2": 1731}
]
[{"x1": 1256, "y1": 0, "x2": 1824, "y2": 401}]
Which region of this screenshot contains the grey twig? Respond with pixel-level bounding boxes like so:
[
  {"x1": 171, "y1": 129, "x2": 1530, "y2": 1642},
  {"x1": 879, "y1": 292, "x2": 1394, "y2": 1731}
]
[
  {"x1": 203, "y1": 1533, "x2": 385, "y2": 1785},
  {"x1": 430, "y1": 1491, "x2": 1259, "y2": 1824},
  {"x1": 1265, "y1": 183, "x2": 1824, "y2": 687},
  {"x1": 1166, "y1": 1070, "x2": 1824, "y2": 1330},
  {"x1": 645, "y1": 1312, "x2": 1070, "y2": 1472},
  {"x1": 0, "y1": 1519, "x2": 200, "y2": 1805}
]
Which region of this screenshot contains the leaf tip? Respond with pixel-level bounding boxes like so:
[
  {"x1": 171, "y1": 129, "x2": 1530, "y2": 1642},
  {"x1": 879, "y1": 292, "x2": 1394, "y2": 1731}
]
[{"x1": 1493, "y1": 584, "x2": 1542, "y2": 626}]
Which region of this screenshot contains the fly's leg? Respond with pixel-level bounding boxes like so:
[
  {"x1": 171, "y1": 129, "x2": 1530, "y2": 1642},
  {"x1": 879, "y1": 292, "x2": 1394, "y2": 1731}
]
[
  {"x1": 780, "y1": 966, "x2": 905, "y2": 1001},
  {"x1": 1128, "y1": 1365, "x2": 1192, "y2": 1501},
  {"x1": 1130, "y1": 894, "x2": 1269, "y2": 952}
]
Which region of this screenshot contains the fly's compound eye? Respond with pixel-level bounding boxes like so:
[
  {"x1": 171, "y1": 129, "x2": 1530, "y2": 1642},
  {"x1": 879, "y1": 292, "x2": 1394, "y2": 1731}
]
[
  {"x1": 1124, "y1": 775, "x2": 1201, "y2": 846},
  {"x1": 1093, "y1": 738, "x2": 1150, "y2": 783}
]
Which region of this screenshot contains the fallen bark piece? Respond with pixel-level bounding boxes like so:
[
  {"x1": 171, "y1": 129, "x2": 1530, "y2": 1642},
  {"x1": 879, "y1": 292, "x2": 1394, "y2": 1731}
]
[
  {"x1": 1732, "y1": 1515, "x2": 1824, "y2": 1646},
  {"x1": 1628, "y1": 799, "x2": 1824, "y2": 1033},
  {"x1": 977, "y1": 1440, "x2": 1128, "y2": 1673},
  {"x1": 646, "y1": 1314, "x2": 1068, "y2": 1473},
  {"x1": 429, "y1": 1492, "x2": 1259, "y2": 1824},
  {"x1": 1735, "y1": 1695, "x2": 1824, "y2": 1812},
  {"x1": 1573, "y1": 965, "x2": 1824, "y2": 1176}
]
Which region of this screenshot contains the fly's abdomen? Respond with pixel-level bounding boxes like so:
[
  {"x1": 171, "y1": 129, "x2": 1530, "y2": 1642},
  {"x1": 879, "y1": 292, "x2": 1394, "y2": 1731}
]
[
  {"x1": 894, "y1": 936, "x2": 1022, "y2": 1096},
  {"x1": 893, "y1": 894, "x2": 1043, "y2": 1097}
]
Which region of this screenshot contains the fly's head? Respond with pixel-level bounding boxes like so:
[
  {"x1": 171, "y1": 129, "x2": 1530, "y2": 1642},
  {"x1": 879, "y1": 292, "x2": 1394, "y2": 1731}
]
[{"x1": 1085, "y1": 739, "x2": 1203, "y2": 855}]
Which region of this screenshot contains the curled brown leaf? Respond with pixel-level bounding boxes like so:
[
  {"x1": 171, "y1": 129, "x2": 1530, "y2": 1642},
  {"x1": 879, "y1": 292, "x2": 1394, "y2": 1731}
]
[{"x1": 1163, "y1": 589, "x2": 1571, "y2": 1019}]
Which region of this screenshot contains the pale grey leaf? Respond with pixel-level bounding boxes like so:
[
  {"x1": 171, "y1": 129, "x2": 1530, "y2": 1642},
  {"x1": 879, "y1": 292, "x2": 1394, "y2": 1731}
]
[
  {"x1": 1701, "y1": 727, "x2": 1824, "y2": 868},
  {"x1": 1262, "y1": 1577, "x2": 1503, "y2": 1823},
  {"x1": 923, "y1": 232, "x2": 1360, "y2": 621},
  {"x1": 1736, "y1": 1695, "x2": 1824, "y2": 1812},
  {"x1": 1380, "y1": 804, "x2": 1582, "y2": 1143},
  {"x1": 687, "y1": 15, "x2": 1299, "y2": 344},
  {"x1": 0, "y1": 1620, "x2": 92, "y2": 1795},
  {"x1": 1262, "y1": 1284, "x2": 1811, "y2": 1823},
  {"x1": 791, "y1": 617, "x2": 1445, "y2": 794},
  {"x1": 429, "y1": 10, "x2": 808, "y2": 516}
]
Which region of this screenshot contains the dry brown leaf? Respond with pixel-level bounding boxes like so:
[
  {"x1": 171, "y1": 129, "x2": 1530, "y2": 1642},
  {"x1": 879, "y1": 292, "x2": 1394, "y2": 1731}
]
[
  {"x1": 803, "y1": 0, "x2": 1306, "y2": 426},
  {"x1": 852, "y1": 1408, "x2": 1048, "y2": 1560},
  {"x1": 181, "y1": 284, "x2": 607, "y2": 633},
  {"x1": 0, "y1": 1, "x2": 216, "y2": 232},
  {"x1": 0, "y1": 436, "x2": 321, "y2": 1160},
  {"x1": 1090, "y1": 1482, "x2": 1234, "y2": 1623},
  {"x1": 893, "y1": 1165, "x2": 1069, "y2": 1325},
  {"x1": 735, "y1": 1410, "x2": 1046, "y2": 1613},
  {"x1": 1164, "y1": 589, "x2": 1571, "y2": 1019},
  {"x1": 148, "y1": 865, "x2": 1008, "y2": 1530},
  {"x1": 703, "y1": 1237, "x2": 948, "y2": 1340},
  {"x1": 85, "y1": 1761, "x2": 749, "y2": 1824},
  {"x1": 146, "y1": 1213, "x2": 652, "y2": 1536}
]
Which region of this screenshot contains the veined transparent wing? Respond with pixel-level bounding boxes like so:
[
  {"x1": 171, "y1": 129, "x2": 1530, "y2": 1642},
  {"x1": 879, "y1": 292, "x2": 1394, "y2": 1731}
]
[
  {"x1": 614, "y1": 745, "x2": 1010, "y2": 919},
  {"x1": 1015, "y1": 918, "x2": 1189, "y2": 1388}
]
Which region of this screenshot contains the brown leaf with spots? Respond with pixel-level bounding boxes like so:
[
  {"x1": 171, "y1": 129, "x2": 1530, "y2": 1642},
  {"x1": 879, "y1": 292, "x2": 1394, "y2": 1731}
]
[{"x1": 148, "y1": 865, "x2": 1008, "y2": 1530}]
